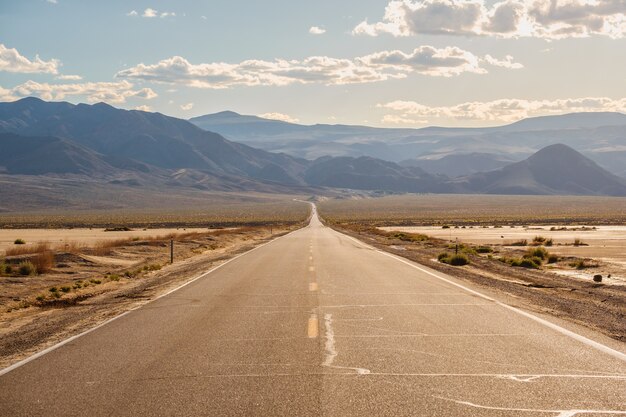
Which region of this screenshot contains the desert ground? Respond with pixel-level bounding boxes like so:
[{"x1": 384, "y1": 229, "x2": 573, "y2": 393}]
[
  {"x1": 0, "y1": 227, "x2": 213, "y2": 253},
  {"x1": 380, "y1": 225, "x2": 626, "y2": 284}
]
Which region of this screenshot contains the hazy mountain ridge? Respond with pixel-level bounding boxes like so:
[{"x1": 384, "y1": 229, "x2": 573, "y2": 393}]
[
  {"x1": 1, "y1": 98, "x2": 625, "y2": 200},
  {"x1": 190, "y1": 110, "x2": 626, "y2": 178},
  {"x1": 455, "y1": 144, "x2": 626, "y2": 196}
]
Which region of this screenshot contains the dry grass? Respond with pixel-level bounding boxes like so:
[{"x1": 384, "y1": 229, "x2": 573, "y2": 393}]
[
  {"x1": 91, "y1": 239, "x2": 135, "y2": 256},
  {"x1": 5, "y1": 242, "x2": 51, "y2": 256},
  {"x1": 32, "y1": 251, "x2": 54, "y2": 274}
]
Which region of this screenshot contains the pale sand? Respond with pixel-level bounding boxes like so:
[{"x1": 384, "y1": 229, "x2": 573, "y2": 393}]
[{"x1": 0, "y1": 227, "x2": 212, "y2": 254}]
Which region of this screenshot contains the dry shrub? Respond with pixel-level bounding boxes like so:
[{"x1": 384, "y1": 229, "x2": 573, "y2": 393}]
[
  {"x1": 92, "y1": 239, "x2": 131, "y2": 256},
  {"x1": 5, "y1": 242, "x2": 51, "y2": 256},
  {"x1": 33, "y1": 251, "x2": 54, "y2": 274},
  {"x1": 58, "y1": 241, "x2": 85, "y2": 254}
]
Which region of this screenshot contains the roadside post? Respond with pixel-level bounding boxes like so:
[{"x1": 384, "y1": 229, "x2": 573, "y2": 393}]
[{"x1": 170, "y1": 239, "x2": 174, "y2": 264}]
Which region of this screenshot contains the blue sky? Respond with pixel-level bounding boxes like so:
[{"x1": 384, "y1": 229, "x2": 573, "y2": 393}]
[{"x1": 0, "y1": 0, "x2": 625, "y2": 126}]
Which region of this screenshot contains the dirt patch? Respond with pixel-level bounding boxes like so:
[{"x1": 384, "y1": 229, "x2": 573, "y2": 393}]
[
  {"x1": 0, "y1": 225, "x2": 299, "y2": 369},
  {"x1": 331, "y1": 224, "x2": 626, "y2": 343},
  {"x1": 380, "y1": 225, "x2": 626, "y2": 286}
]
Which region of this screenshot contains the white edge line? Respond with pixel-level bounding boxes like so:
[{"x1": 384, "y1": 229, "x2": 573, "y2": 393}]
[
  {"x1": 0, "y1": 224, "x2": 307, "y2": 377},
  {"x1": 340, "y1": 230, "x2": 626, "y2": 362}
]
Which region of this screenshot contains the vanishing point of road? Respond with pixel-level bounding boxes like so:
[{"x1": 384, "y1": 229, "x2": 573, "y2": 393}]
[{"x1": 1, "y1": 204, "x2": 625, "y2": 416}]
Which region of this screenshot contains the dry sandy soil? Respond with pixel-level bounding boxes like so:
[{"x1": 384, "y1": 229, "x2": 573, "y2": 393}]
[
  {"x1": 0, "y1": 227, "x2": 217, "y2": 253},
  {"x1": 381, "y1": 225, "x2": 626, "y2": 285},
  {"x1": 0, "y1": 225, "x2": 298, "y2": 369}
]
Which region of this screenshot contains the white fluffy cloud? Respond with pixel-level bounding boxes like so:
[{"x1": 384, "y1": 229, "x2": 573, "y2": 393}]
[
  {"x1": 0, "y1": 43, "x2": 60, "y2": 74},
  {"x1": 258, "y1": 112, "x2": 300, "y2": 123},
  {"x1": 309, "y1": 26, "x2": 327, "y2": 34},
  {"x1": 353, "y1": 0, "x2": 626, "y2": 39},
  {"x1": 143, "y1": 8, "x2": 158, "y2": 18},
  {"x1": 0, "y1": 80, "x2": 157, "y2": 104},
  {"x1": 115, "y1": 47, "x2": 521, "y2": 88},
  {"x1": 56, "y1": 74, "x2": 83, "y2": 80},
  {"x1": 378, "y1": 97, "x2": 626, "y2": 124},
  {"x1": 180, "y1": 102, "x2": 194, "y2": 110},
  {"x1": 127, "y1": 8, "x2": 175, "y2": 18}
]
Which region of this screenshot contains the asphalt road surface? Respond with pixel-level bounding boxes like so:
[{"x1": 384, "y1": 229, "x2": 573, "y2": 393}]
[{"x1": 1, "y1": 205, "x2": 625, "y2": 416}]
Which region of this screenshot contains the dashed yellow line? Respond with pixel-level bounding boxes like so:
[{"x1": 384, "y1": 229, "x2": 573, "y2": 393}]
[{"x1": 307, "y1": 314, "x2": 319, "y2": 338}]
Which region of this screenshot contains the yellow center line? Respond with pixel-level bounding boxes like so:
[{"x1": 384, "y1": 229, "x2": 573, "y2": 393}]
[{"x1": 307, "y1": 314, "x2": 319, "y2": 338}]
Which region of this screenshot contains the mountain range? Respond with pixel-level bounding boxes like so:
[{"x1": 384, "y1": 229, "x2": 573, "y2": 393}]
[
  {"x1": 190, "y1": 111, "x2": 626, "y2": 179},
  {"x1": 0, "y1": 97, "x2": 625, "y2": 212}
]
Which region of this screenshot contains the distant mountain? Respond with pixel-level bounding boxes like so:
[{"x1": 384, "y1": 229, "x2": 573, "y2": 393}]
[
  {"x1": 1, "y1": 99, "x2": 625, "y2": 203},
  {"x1": 0, "y1": 133, "x2": 116, "y2": 176},
  {"x1": 190, "y1": 111, "x2": 626, "y2": 178},
  {"x1": 305, "y1": 156, "x2": 449, "y2": 193},
  {"x1": 400, "y1": 153, "x2": 515, "y2": 177},
  {"x1": 498, "y1": 112, "x2": 626, "y2": 132},
  {"x1": 0, "y1": 97, "x2": 308, "y2": 188},
  {"x1": 190, "y1": 111, "x2": 309, "y2": 137},
  {"x1": 456, "y1": 144, "x2": 626, "y2": 196}
]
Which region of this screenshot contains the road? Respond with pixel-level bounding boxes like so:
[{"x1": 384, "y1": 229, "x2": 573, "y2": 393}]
[{"x1": 1, "y1": 204, "x2": 625, "y2": 416}]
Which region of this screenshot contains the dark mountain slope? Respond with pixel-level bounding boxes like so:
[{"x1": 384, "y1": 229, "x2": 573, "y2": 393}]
[
  {"x1": 0, "y1": 98, "x2": 307, "y2": 185},
  {"x1": 0, "y1": 133, "x2": 117, "y2": 175},
  {"x1": 457, "y1": 144, "x2": 626, "y2": 196}
]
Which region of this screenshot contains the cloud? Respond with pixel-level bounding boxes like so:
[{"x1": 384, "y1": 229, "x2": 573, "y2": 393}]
[
  {"x1": 56, "y1": 74, "x2": 83, "y2": 80},
  {"x1": 128, "y1": 8, "x2": 176, "y2": 18},
  {"x1": 0, "y1": 80, "x2": 157, "y2": 104},
  {"x1": 46, "y1": 0, "x2": 58, "y2": 4},
  {"x1": 134, "y1": 105, "x2": 152, "y2": 111},
  {"x1": 360, "y1": 46, "x2": 493, "y2": 77},
  {"x1": 483, "y1": 54, "x2": 524, "y2": 69},
  {"x1": 180, "y1": 102, "x2": 194, "y2": 110},
  {"x1": 353, "y1": 0, "x2": 626, "y2": 39},
  {"x1": 309, "y1": 26, "x2": 327, "y2": 34},
  {"x1": 116, "y1": 47, "x2": 519, "y2": 88},
  {"x1": 0, "y1": 43, "x2": 60, "y2": 74},
  {"x1": 258, "y1": 112, "x2": 300, "y2": 123},
  {"x1": 378, "y1": 97, "x2": 626, "y2": 124},
  {"x1": 143, "y1": 8, "x2": 158, "y2": 18}
]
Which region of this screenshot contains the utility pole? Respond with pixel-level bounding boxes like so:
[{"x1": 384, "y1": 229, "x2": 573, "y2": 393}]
[
  {"x1": 455, "y1": 237, "x2": 459, "y2": 255},
  {"x1": 170, "y1": 239, "x2": 174, "y2": 264}
]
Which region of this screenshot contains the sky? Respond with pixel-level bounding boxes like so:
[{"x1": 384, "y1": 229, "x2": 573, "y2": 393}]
[{"x1": 0, "y1": 0, "x2": 625, "y2": 127}]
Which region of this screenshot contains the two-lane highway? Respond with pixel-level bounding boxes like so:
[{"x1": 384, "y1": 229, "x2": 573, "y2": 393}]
[{"x1": 1, "y1": 204, "x2": 625, "y2": 416}]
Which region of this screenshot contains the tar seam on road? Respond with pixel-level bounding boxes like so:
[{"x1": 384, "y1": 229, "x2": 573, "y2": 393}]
[
  {"x1": 340, "y1": 231, "x2": 626, "y2": 362},
  {"x1": 0, "y1": 225, "x2": 308, "y2": 377}
]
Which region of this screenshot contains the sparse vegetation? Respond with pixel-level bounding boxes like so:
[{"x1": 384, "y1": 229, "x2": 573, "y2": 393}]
[
  {"x1": 509, "y1": 239, "x2": 528, "y2": 246},
  {"x1": 438, "y1": 252, "x2": 470, "y2": 266},
  {"x1": 389, "y1": 232, "x2": 428, "y2": 242},
  {"x1": 526, "y1": 246, "x2": 549, "y2": 260},
  {"x1": 18, "y1": 261, "x2": 36, "y2": 276},
  {"x1": 13, "y1": 239, "x2": 25, "y2": 245},
  {"x1": 476, "y1": 246, "x2": 493, "y2": 254},
  {"x1": 547, "y1": 254, "x2": 559, "y2": 264},
  {"x1": 569, "y1": 259, "x2": 598, "y2": 270}
]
